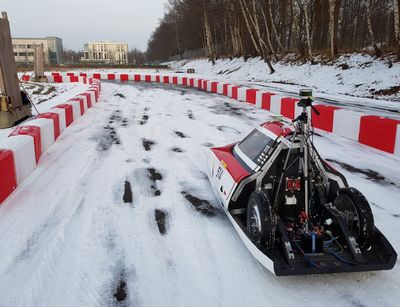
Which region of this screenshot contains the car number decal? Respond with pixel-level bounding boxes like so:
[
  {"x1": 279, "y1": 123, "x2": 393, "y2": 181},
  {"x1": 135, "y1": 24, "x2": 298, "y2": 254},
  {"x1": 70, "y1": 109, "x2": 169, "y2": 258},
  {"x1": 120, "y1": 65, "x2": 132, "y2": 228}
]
[{"x1": 216, "y1": 166, "x2": 223, "y2": 180}]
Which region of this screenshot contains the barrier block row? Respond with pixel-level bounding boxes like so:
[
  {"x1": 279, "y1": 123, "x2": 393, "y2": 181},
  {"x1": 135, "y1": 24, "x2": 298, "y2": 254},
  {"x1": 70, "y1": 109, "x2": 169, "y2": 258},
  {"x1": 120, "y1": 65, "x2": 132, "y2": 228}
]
[
  {"x1": 47, "y1": 72, "x2": 400, "y2": 156},
  {"x1": 20, "y1": 73, "x2": 96, "y2": 85},
  {"x1": 0, "y1": 79, "x2": 101, "y2": 205}
]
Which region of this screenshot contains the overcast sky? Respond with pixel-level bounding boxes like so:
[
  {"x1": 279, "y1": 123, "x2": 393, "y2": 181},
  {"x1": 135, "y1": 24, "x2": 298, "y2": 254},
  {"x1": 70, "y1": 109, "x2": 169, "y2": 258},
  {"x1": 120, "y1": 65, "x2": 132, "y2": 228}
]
[{"x1": 1, "y1": 0, "x2": 167, "y2": 51}]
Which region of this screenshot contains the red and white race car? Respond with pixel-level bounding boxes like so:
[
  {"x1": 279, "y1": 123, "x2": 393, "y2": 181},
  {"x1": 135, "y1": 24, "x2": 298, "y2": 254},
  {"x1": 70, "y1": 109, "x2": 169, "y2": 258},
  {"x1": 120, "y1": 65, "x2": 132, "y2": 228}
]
[{"x1": 207, "y1": 90, "x2": 397, "y2": 276}]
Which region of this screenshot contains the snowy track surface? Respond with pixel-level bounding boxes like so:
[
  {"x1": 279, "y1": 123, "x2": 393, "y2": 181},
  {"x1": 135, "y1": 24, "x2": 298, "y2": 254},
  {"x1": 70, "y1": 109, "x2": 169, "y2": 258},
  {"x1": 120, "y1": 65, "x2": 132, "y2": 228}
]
[{"x1": 0, "y1": 82, "x2": 399, "y2": 307}]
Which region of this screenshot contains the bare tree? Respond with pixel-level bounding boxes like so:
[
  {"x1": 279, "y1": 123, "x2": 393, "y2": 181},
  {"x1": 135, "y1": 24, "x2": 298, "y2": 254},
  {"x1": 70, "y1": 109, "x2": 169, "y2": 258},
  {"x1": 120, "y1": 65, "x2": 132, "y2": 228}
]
[
  {"x1": 267, "y1": 0, "x2": 286, "y2": 52},
  {"x1": 146, "y1": 0, "x2": 400, "y2": 65},
  {"x1": 303, "y1": 0, "x2": 313, "y2": 58},
  {"x1": 203, "y1": 0, "x2": 215, "y2": 63},
  {"x1": 328, "y1": 0, "x2": 341, "y2": 57},
  {"x1": 165, "y1": 1, "x2": 185, "y2": 59},
  {"x1": 366, "y1": 0, "x2": 382, "y2": 56},
  {"x1": 239, "y1": 0, "x2": 275, "y2": 73},
  {"x1": 395, "y1": 0, "x2": 400, "y2": 57},
  {"x1": 260, "y1": 7, "x2": 276, "y2": 57},
  {"x1": 229, "y1": 5, "x2": 244, "y2": 57}
]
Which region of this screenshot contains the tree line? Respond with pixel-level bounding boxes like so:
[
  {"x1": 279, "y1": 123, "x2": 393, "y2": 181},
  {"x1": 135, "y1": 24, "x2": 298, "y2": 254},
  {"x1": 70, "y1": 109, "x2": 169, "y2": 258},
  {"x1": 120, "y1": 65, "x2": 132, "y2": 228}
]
[{"x1": 147, "y1": 0, "x2": 400, "y2": 73}]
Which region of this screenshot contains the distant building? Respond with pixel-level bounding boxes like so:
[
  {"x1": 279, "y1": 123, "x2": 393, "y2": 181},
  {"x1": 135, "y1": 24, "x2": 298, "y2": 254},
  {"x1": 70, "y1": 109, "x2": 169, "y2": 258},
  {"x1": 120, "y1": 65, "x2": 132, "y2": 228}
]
[
  {"x1": 12, "y1": 37, "x2": 63, "y2": 65},
  {"x1": 81, "y1": 41, "x2": 129, "y2": 65}
]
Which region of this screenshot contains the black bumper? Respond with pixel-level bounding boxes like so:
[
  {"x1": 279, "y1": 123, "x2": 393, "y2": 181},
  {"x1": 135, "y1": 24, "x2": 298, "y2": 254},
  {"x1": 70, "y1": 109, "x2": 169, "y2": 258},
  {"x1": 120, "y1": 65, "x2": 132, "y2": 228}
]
[{"x1": 273, "y1": 229, "x2": 397, "y2": 276}]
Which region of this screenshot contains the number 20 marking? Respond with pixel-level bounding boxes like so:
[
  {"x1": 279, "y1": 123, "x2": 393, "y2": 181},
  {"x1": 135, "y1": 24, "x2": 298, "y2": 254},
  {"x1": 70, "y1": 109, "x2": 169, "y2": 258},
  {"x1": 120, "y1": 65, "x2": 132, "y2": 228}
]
[{"x1": 216, "y1": 166, "x2": 223, "y2": 180}]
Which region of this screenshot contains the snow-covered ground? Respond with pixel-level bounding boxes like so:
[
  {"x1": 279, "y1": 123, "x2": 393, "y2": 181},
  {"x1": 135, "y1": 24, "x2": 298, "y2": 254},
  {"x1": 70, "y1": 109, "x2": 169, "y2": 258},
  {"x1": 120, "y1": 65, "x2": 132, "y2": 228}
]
[
  {"x1": 0, "y1": 81, "x2": 399, "y2": 307},
  {"x1": 0, "y1": 81, "x2": 89, "y2": 141},
  {"x1": 30, "y1": 82, "x2": 89, "y2": 114},
  {"x1": 22, "y1": 81, "x2": 81, "y2": 107}
]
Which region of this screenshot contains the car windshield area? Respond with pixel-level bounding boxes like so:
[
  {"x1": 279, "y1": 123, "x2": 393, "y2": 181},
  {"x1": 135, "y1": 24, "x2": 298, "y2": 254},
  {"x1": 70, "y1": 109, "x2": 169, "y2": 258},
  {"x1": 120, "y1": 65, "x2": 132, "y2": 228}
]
[{"x1": 237, "y1": 129, "x2": 276, "y2": 165}]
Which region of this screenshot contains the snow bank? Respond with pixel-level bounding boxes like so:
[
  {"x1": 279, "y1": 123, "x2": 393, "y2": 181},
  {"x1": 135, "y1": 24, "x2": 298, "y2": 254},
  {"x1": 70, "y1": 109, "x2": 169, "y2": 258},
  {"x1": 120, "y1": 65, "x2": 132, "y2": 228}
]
[{"x1": 169, "y1": 54, "x2": 400, "y2": 102}]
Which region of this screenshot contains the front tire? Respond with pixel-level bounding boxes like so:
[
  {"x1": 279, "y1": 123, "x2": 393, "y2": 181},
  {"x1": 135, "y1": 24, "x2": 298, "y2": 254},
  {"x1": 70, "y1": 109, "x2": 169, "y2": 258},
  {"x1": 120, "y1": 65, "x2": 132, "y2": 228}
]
[
  {"x1": 247, "y1": 191, "x2": 273, "y2": 246},
  {"x1": 333, "y1": 187, "x2": 375, "y2": 248}
]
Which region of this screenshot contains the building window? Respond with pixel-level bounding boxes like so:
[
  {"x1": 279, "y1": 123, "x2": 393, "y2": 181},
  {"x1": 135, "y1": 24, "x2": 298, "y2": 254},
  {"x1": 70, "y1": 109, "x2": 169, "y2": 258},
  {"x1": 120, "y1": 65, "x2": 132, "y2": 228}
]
[
  {"x1": 18, "y1": 45, "x2": 26, "y2": 49},
  {"x1": 19, "y1": 52, "x2": 27, "y2": 57},
  {"x1": 13, "y1": 52, "x2": 18, "y2": 56}
]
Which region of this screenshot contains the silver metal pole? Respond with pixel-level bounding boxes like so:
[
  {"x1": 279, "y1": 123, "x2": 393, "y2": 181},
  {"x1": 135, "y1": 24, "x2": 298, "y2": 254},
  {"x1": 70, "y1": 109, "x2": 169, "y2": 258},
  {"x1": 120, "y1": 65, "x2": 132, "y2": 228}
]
[{"x1": 304, "y1": 109, "x2": 310, "y2": 231}]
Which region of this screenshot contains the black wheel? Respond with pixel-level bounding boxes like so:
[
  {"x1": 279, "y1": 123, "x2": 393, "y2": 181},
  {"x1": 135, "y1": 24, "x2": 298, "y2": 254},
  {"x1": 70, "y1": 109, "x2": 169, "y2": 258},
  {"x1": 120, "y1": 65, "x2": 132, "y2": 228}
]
[
  {"x1": 247, "y1": 191, "x2": 273, "y2": 246},
  {"x1": 333, "y1": 187, "x2": 375, "y2": 248}
]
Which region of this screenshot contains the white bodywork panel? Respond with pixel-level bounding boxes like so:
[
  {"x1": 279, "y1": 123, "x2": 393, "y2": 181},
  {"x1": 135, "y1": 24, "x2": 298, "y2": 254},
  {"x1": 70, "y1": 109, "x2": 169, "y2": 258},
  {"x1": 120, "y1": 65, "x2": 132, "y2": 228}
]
[
  {"x1": 223, "y1": 206, "x2": 276, "y2": 274},
  {"x1": 208, "y1": 149, "x2": 277, "y2": 274},
  {"x1": 209, "y1": 152, "x2": 237, "y2": 209}
]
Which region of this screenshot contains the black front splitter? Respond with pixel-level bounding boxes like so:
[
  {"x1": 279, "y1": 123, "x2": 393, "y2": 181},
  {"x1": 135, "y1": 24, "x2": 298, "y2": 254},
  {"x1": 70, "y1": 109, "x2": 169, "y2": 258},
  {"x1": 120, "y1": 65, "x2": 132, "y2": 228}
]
[{"x1": 273, "y1": 229, "x2": 397, "y2": 276}]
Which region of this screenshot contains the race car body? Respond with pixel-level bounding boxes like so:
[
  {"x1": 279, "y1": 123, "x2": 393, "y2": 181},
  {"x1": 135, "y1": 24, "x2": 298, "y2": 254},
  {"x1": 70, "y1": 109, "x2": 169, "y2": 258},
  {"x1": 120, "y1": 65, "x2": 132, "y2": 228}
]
[{"x1": 207, "y1": 111, "x2": 397, "y2": 276}]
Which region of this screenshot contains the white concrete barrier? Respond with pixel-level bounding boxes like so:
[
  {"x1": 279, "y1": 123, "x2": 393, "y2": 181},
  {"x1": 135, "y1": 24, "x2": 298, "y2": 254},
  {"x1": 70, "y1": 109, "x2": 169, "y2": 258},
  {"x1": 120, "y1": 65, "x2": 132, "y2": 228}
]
[
  {"x1": 0, "y1": 135, "x2": 36, "y2": 184},
  {"x1": 237, "y1": 87, "x2": 248, "y2": 102},
  {"x1": 333, "y1": 109, "x2": 363, "y2": 141},
  {"x1": 48, "y1": 108, "x2": 67, "y2": 132},
  {"x1": 28, "y1": 118, "x2": 55, "y2": 153},
  {"x1": 270, "y1": 95, "x2": 283, "y2": 115},
  {"x1": 66, "y1": 100, "x2": 82, "y2": 121}
]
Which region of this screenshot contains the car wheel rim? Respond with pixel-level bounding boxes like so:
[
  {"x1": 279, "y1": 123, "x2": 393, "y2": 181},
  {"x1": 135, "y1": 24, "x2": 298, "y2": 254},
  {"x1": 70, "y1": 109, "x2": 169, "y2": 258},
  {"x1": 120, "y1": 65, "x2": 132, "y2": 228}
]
[
  {"x1": 334, "y1": 194, "x2": 361, "y2": 239},
  {"x1": 249, "y1": 203, "x2": 261, "y2": 242}
]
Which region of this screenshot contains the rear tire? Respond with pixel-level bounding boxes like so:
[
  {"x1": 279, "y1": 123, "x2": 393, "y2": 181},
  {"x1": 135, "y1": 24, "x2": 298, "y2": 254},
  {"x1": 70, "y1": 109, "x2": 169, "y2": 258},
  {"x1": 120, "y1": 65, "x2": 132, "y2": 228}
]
[
  {"x1": 333, "y1": 187, "x2": 375, "y2": 248},
  {"x1": 247, "y1": 191, "x2": 273, "y2": 246}
]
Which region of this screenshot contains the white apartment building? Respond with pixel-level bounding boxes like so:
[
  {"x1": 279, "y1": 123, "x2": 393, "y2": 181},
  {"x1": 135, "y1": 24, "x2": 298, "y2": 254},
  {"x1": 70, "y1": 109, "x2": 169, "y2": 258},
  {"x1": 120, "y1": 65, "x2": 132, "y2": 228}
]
[
  {"x1": 12, "y1": 37, "x2": 63, "y2": 65},
  {"x1": 81, "y1": 41, "x2": 129, "y2": 65}
]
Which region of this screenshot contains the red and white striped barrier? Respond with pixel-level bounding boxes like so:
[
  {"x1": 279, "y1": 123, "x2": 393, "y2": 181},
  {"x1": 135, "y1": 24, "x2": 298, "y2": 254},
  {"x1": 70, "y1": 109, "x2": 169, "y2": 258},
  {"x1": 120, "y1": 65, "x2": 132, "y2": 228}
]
[
  {"x1": 0, "y1": 149, "x2": 17, "y2": 203},
  {"x1": 38, "y1": 72, "x2": 400, "y2": 157},
  {"x1": 0, "y1": 77, "x2": 101, "y2": 205},
  {"x1": 0, "y1": 135, "x2": 36, "y2": 185},
  {"x1": 21, "y1": 73, "x2": 96, "y2": 85}
]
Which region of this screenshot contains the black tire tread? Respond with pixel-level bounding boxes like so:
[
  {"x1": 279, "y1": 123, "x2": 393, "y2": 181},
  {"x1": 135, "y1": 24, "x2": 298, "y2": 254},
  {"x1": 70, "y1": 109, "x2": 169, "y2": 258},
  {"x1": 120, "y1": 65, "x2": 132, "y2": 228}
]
[
  {"x1": 247, "y1": 191, "x2": 272, "y2": 245},
  {"x1": 337, "y1": 187, "x2": 375, "y2": 248}
]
